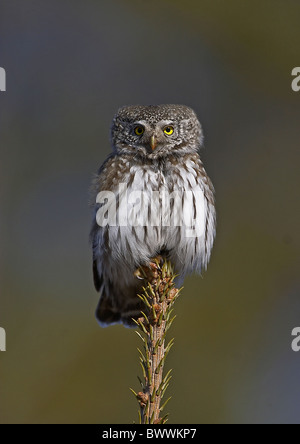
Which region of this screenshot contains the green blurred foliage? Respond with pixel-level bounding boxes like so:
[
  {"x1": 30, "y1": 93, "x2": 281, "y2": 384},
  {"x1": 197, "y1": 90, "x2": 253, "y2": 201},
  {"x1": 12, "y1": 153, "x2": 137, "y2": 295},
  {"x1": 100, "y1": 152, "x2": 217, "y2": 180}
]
[{"x1": 0, "y1": 0, "x2": 300, "y2": 424}]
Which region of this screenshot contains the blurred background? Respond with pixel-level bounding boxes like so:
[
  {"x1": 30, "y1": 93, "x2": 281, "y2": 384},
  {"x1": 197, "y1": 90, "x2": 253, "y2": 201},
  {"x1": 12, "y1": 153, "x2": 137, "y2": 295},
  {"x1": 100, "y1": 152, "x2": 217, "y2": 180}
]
[{"x1": 1, "y1": 0, "x2": 300, "y2": 424}]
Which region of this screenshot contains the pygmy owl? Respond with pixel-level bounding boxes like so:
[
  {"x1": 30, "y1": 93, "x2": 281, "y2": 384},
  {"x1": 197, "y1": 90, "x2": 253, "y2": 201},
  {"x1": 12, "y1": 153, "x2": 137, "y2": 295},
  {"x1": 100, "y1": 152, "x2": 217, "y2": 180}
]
[{"x1": 90, "y1": 104, "x2": 216, "y2": 327}]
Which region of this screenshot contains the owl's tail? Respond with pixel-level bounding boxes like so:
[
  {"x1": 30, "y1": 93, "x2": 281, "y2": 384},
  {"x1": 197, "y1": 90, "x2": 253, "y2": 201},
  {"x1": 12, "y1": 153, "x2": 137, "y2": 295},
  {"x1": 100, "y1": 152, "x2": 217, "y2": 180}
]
[{"x1": 95, "y1": 288, "x2": 144, "y2": 328}]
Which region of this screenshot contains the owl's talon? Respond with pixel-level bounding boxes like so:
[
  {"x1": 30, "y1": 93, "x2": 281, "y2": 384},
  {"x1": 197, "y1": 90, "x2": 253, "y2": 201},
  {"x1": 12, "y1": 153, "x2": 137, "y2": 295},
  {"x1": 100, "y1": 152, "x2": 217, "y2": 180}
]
[
  {"x1": 134, "y1": 258, "x2": 162, "y2": 281},
  {"x1": 134, "y1": 269, "x2": 145, "y2": 280},
  {"x1": 150, "y1": 255, "x2": 163, "y2": 269}
]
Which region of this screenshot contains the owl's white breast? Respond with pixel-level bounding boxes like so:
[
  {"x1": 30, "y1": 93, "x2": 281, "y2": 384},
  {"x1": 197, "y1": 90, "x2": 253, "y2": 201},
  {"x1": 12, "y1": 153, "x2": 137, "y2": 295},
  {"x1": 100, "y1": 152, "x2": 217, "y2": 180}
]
[
  {"x1": 95, "y1": 157, "x2": 213, "y2": 285},
  {"x1": 110, "y1": 161, "x2": 207, "y2": 262},
  {"x1": 129, "y1": 165, "x2": 167, "y2": 191}
]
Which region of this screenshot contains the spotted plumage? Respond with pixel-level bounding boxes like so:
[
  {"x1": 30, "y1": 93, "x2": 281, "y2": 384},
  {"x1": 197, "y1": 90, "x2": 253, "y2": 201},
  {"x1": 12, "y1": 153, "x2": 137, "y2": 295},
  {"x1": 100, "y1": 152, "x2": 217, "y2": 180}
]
[{"x1": 90, "y1": 105, "x2": 216, "y2": 327}]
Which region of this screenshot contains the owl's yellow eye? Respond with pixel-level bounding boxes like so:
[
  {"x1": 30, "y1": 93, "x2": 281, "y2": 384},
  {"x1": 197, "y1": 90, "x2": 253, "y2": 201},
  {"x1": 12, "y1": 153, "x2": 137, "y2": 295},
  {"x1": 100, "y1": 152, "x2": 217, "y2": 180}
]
[
  {"x1": 134, "y1": 126, "x2": 145, "y2": 136},
  {"x1": 163, "y1": 126, "x2": 174, "y2": 136}
]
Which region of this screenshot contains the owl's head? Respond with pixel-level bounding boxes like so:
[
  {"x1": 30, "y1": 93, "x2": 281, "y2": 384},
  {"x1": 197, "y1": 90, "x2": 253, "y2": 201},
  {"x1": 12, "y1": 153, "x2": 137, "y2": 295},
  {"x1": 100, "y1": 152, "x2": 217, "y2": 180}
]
[{"x1": 111, "y1": 104, "x2": 203, "y2": 159}]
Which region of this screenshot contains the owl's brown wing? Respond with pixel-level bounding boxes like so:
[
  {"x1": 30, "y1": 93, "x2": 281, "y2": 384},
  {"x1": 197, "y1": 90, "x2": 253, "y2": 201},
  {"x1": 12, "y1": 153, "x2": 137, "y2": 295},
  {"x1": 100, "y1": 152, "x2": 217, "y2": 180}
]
[
  {"x1": 90, "y1": 155, "x2": 145, "y2": 327},
  {"x1": 91, "y1": 222, "x2": 146, "y2": 327},
  {"x1": 92, "y1": 256, "x2": 101, "y2": 292},
  {"x1": 91, "y1": 222, "x2": 124, "y2": 325},
  {"x1": 90, "y1": 154, "x2": 117, "y2": 292},
  {"x1": 90, "y1": 212, "x2": 103, "y2": 292}
]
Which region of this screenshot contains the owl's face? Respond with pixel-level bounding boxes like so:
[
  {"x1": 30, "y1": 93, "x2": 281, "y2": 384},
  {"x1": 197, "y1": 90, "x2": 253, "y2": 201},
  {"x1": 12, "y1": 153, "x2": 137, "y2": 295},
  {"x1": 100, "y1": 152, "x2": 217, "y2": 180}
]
[{"x1": 111, "y1": 105, "x2": 203, "y2": 159}]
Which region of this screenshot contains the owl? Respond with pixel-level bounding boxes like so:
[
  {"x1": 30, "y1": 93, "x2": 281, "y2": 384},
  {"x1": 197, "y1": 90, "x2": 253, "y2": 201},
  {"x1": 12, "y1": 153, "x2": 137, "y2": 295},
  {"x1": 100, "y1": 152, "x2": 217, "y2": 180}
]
[{"x1": 90, "y1": 104, "x2": 216, "y2": 327}]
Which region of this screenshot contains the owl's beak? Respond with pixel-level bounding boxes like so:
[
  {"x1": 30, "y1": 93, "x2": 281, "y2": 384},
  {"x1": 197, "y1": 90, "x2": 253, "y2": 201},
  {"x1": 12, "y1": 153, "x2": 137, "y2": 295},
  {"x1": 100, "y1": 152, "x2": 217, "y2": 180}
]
[{"x1": 150, "y1": 134, "x2": 157, "y2": 151}]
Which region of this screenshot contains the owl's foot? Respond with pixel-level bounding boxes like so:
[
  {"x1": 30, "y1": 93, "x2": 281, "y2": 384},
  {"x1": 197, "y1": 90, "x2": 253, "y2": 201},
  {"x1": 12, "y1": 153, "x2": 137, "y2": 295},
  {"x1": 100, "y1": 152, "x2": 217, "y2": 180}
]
[
  {"x1": 134, "y1": 256, "x2": 164, "y2": 283},
  {"x1": 149, "y1": 255, "x2": 164, "y2": 270}
]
